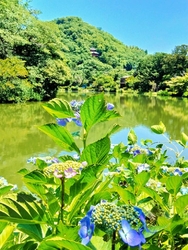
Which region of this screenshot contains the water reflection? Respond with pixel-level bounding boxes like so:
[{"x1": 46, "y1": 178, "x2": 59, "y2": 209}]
[{"x1": 1, "y1": 94, "x2": 188, "y2": 186}]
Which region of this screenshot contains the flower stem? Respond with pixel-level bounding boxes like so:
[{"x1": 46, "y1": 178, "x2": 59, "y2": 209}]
[
  {"x1": 60, "y1": 176, "x2": 65, "y2": 222},
  {"x1": 112, "y1": 231, "x2": 116, "y2": 250}
]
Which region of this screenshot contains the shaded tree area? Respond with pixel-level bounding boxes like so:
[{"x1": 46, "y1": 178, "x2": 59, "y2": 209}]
[
  {"x1": 131, "y1": 45, "x2": 188, "y2": 96},
  {"x1": 0, "y1": 0, "x2": 71, "y2": 102}
]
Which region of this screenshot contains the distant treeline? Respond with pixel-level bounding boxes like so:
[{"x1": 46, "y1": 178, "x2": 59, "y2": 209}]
[{"x1": 0, "y1": 0, "x2": 188, "y2": 102}]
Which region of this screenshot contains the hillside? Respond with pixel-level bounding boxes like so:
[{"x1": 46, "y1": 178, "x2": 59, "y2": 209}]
[
  {"x1": 55, "y1": 17, "x2": 147, "y2": 88},
  {"x1": 0, "y1": 0, "x2": 147, "y2": 103}
]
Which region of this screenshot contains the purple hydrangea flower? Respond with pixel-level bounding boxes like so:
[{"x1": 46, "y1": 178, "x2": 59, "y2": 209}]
[
  {"x1": 119, "y1": 220, "x2": 145, "y2": 248},
  {"x1": 53, "y1": 169, "x2": 63, "y2": 179},
  {"x1": 64, "y1": 167, "x2": 77, "y2": 178}
]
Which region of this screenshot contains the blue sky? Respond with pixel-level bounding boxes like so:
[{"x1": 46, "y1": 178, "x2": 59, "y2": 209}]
[{"x1": 30, "y1": 0, "x2": 188, "y2": 54}]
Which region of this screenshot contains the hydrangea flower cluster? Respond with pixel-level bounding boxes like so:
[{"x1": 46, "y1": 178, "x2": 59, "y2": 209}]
[
  {"x1": 79, "y1": 201, "x2": 148, "y2": 248},
  {"x1": 27, "y1": 156, "x2": 59, "y2": 165},
  {"x1": 126, "y1": 145, "x2": 152, "y2": 157},
  {"x1": 43, "y1": 160, "x2": 86, "y2": 179},
  {"x1": 56, "y1": 100, "x2": 115, "y2": 127},
  {"x1": 56, "y1": 100, "x2": 84, "y2": 127}
]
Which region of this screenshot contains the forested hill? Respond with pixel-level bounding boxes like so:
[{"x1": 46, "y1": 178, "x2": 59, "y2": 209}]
[
  {"x1": 55, "y1": 17, "x2": 147, "y2": 87},
  {"x1": 0, "y1": 1, "x2": 187, "y2": 103}
]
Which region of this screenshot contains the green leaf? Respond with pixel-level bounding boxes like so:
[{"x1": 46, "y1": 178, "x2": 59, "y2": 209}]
[
  {"x1": 80, "y1": 94, "x2": 120, "y2": 133},
  {"x1": 182, "y1": 245, "x2": 188, "y2": 250},
  {"x1": 107, "y1": 124, "x2": 121, "y2": 137},
  {"x1": 17, "y1": 224, "x2": 44, "y2": 242},
  {"x1": 90, "y1": 236, "x2": 111, "y2": 250},
  {"x1": 80, "y1": 136, "x2": 111, "y2": 165},
  {"x1": 38, "y1": 236, "x2": 91, "y2": 250},
  {"x1": 135, "y1": 171, "x2": 150, "y2": 187},
  {"x1": 0, "y1": 186, "x2": 13, "y2": 196},
  {"x1": 42, "y1": 98, "x2": 74, "y2": 118},
  {"x1": 111, "y1": 184, "x2": 136, "y2": 204},
  {"x1": 23, "y1": 170, "x2": 47, "y2": 184},
  {"x1": 128, "y1": 129, "x2": 137, "y2": 145},
  {"x1": 0, "y1": 193, "x2": 47, "y2": 224},
  {"x1": 181, "y1": 132, "x2": 188, "y2": 146},
  {"x1": 38, "y1": 123, "x2": 80, "y2": 154},
  {"x1": 175, "y1": 194, "x2": 188, "y2": 215},
  {"x1": 142, "y1": 187, "x2": 169, "y2": 213},
  {"x1": 166, "y1": 176, "x2": 182, "y2": 195},
  {"x1": 0, "y1": 224, "x2": 14, "y2": 249},
  {"x1": 151, "y1": 121, "x2": 166, "y2": 134}
]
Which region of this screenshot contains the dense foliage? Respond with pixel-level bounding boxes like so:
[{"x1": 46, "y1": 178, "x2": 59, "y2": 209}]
[
  {"x1": 0, "y1": 0, "x2": 188, "y2": 102},
  {"x1": 0, "y1": 94, "x2": 188, "y2": 249},
  {"x1": 0, "y1": 0, "x2": 147, "y2": 102}
]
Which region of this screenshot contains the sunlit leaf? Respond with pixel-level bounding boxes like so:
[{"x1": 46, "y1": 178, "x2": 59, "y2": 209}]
[
  {"x1": 181, "y1": 132, "x2": 188, "y2": 146},
  {"x1": 90, "y1": 236, "x2": 111, "y2": 250},
  {"x1": 175, "y1": 194, "x2": 188, "y2": 214},
  {"x1": 38, "y1": 123, "x2": 80, "y2": 154},
  {"x1": 166, "y1": 176, "x2": 182, "y2": 195},
  {"x1": 80, "y1": 94, "x2": 120, "y2": 133},
  {"x1": 80, "y1": 136, "x2": 111, "y2": 165},
  {"x1": 151, "y1": 121, "x2": 166, "y2": 134},
  {"x1": 42, "y1": 98, "x2": 74, "y2": 118},
  {"x1": 0, "y1": 224, "x2": 14, "y2": 249},
  {"x1": 0, "y1": 186, "x2": 13, "y2": 196},
  {"x1": 38, "y1": 236, "x2": 91, "y2": 250},
  {"x1": 128, "y1": 129, "x2": 137, "y2": 145}
]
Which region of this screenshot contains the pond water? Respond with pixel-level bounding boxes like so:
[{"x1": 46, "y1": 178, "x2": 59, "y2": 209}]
[{"x1": 1, "y1": 93, "x2": 188, "y2": 187}]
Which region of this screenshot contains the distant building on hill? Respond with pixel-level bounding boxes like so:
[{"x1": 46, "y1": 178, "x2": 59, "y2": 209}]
[
  {"x1": 90, "y1": 48, "x2": 99, "y2": 57},
  {"x1": 120, "y1": 76, "x2": 130, "y2": 88}
]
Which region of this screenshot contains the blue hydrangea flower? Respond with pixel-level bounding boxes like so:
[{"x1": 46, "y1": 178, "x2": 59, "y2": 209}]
[
  {"x1": 180, "y1": 187, "x2": 188, "y2": 195},
  {"x1": 107, "y1": 103, "x2": 114, "y2": 110},
  {"x1": 134, "y1": 206, "x2": 150, "y2": 232},
  {"x1": 133, "y1": 149, "x2": 141, "y2": 156},
  {"x1": 119, "y1": 220, "x2": 145, "y2": 248},
  {"x1": 78, "y1": 207, "x2": 95, "y2": 245},
  {"x1": 174, "y1": 168, "x2": 183, "y2": 176},
  {"x1": 79, "y1": 202, "x2": 149, "y2": 248},
  {"x1": 56, "y1": 118, "x2": 69, "y2": 126}
]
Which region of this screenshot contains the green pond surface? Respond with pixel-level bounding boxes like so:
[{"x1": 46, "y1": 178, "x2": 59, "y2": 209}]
[{"x1": 1, "y1": 93, "x2": 188, "y2": 187}]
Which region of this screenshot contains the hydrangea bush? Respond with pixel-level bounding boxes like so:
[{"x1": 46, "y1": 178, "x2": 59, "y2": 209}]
[{"x1": 0, "y1": 94, "x2": 188, "y2": 249}]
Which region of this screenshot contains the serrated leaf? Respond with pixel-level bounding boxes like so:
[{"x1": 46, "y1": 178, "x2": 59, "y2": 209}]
[
  {"x1": 80, "y1": 94, "x2": 120, "y2": 133},
  {"x1": 80, "y1": 136, "x2": 110, "y2": 165},
  {"x1": 17, "y1": 224, "x2": 43, "y2": 242},
  {"x1": 151, "y1": 121, "x2": 166, "y2": 134},
  {"x1": 175, "y1": 194, "x2": 188, "y2": 215},
  {"x1": 42, "y1": 98, "x2": 74, "y2": 118},
  {"x1": 0, "y1": 193, "x2": 47, "y2": 224},
  {"x1": 128, "y1": 129, "x2": 137, "y2": 145},
  {"x1": 166, "y1": 176, "x2": 182, "y2": 195},
  {"x1": 38, "y1": 123, "x2": 80, "y2": 154},
  {"x1": 111, "y1": 185, "x2": 136, "y2": 204}
]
